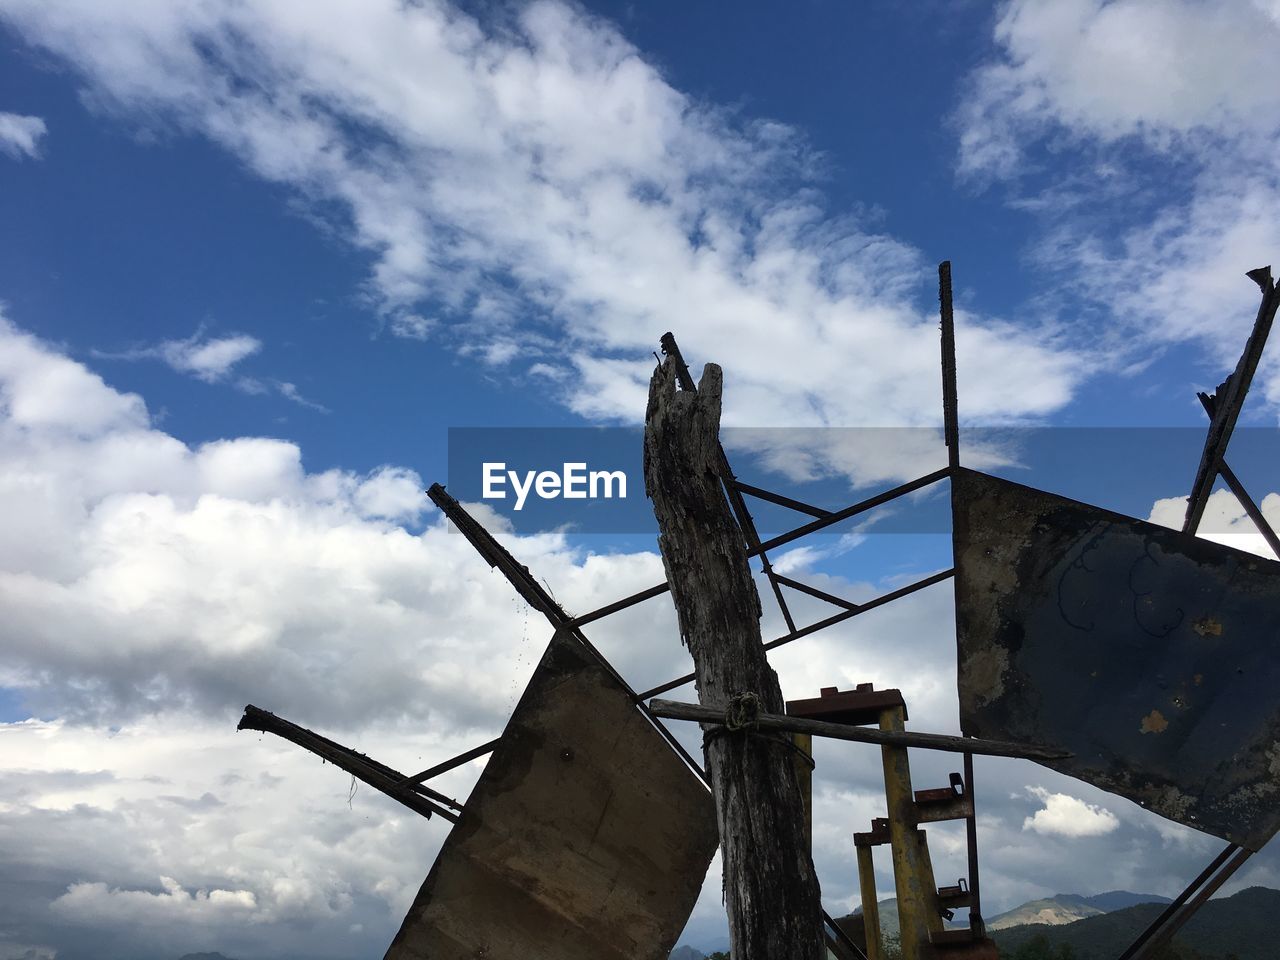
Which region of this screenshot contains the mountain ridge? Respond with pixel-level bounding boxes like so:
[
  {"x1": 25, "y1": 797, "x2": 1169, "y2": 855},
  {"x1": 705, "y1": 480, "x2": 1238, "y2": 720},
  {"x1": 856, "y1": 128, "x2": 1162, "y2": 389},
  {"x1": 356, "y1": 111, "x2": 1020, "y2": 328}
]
[{"x1": 992, "y1": 886, "x2": 1277, "y2": 960}]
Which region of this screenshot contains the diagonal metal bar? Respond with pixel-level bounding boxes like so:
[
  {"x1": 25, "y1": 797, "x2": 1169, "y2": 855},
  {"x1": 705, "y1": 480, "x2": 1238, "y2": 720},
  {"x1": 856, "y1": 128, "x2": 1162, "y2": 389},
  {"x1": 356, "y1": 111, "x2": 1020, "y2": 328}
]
[
  {"x1": 733, "y1": 479, "x2": 833, "y2": 518},
  {"x1": 772, "y1": 572, "x2": 860, "y2": 611},
  {"x1": 1185, "y1": 266, "x2": 1280, "y2": 532},
  {"x1": 763, "y1": 568, "x2": 953, "y2": 652},
  {"x1": 567, "y1": 582, "x2": 672, "y2": 628},
  {"x1": 637, "y1": 568, "x2": 954, "y2": 700},
  {"x1": 825, "y1": 915, "x2": 870, "y2": 960},
  {"x1": 427, "y1": 483, "x2": 710, "y2": 786},
  {"x1": 397, "y1": 738, "x2": 501, "y2": 787},
  {"x1": 565, "y1": 468, "x2": 953, "y2": 632},
  {"x1": 1194, "y1": 392, "x2": 1280, "y2": 558},
  {"x1": 1130, "y1": 846, "x2": 1253, "y2": 960},
  {"x1": 1117, "y1": 843, "x2": 1236, "y2": 960},
  {"x1": 1217, "y1": 458, "x2": 1280, "y2": 559},
  {"x1": 238, "y1": 705, "x2": 461, "y2": 822},
  {"x1": 755, "y1": 468, "x2": 951, "y2": 554}
]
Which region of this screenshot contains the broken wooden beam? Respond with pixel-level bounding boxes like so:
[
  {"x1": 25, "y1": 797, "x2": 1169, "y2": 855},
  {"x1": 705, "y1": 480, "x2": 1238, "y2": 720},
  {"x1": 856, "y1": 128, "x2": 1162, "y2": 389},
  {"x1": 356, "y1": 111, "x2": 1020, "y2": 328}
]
[
  {"x1": 1184, "y1": 265, "x2": 1280, "y2": 532},
  {"x1": 644, "y1": 357, "x2": 825, "y2": 960},
  {"x1": 237, "y1": 704, "x2": 461, "y2": 822}
]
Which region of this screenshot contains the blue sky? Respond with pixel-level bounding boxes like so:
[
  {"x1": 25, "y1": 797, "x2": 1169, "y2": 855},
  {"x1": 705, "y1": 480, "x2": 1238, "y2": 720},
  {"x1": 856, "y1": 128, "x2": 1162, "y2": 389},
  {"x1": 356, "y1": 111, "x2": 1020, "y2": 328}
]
[{"x1": 5, "y1": 2, "x2": 1280, "y2": 958}]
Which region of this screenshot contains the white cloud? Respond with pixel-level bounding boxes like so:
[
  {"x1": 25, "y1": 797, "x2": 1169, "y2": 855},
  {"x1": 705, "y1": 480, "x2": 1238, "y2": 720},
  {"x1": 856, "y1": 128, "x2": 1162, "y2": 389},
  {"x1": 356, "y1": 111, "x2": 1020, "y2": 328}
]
[
  {"x1": 388, "y1": 313, "x2": 434, "y2": 341},
  {"x1": 272, "y1": 379, "x2": 327, "y2": 412},
  {"x1": 957, "y1": 0, "x2": 1280, "y2": 404},
  {"x1": 2, "y1": 318, "x2": 1275, "y2": 954},
  {"x1": 161, "y1": 333, "x2": 261, "y2": 382},
  {"x1": 52, "y1": 875, "x2": 257, "y2": 924},
  {"x1": 1148, "y1": 487, "x2": 1280, "y2": 559},
  {"x1": 95, "y1": 330, "x2": 331, "y2": 411},
  {"x1": 0, "y1": 111, "x2": 46, "y2": 159},
  {"x1": 1022, "y1": 785, "x2": 1119, "y2": 838},
  {"x1": 97, "y1": 329, "x2": 261, "y2": 383},
  {"x1": 959, "y1": 0, "x2": 1280, "y2": 180},
  {"x1": 0, "y1": 0, "x2": 1083, "y2": 457},
  {"x1": 0, "y1": 319, "x2": 148, "y2": 435}
]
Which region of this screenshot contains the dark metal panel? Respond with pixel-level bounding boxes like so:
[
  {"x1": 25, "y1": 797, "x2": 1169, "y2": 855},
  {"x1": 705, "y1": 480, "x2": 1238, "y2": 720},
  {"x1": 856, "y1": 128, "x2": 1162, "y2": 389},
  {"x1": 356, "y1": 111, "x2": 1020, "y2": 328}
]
[
  {"x1": 952, "y1": 468, "x2": 1280, "y2": 850},
  {"x1": 384, "y1": 632, "x2": 718, "y2": 960}
]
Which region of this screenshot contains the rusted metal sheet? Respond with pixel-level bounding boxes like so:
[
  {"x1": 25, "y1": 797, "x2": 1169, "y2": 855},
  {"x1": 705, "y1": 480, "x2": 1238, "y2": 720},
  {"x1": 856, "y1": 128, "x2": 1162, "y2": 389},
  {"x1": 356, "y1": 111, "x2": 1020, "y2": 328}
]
[
  {"x1": 384, "y1": 631, "x2": 718, "y2": 960},
  {"x1": 952, "y1": 468, "x2": 1280, "y2": 850}
]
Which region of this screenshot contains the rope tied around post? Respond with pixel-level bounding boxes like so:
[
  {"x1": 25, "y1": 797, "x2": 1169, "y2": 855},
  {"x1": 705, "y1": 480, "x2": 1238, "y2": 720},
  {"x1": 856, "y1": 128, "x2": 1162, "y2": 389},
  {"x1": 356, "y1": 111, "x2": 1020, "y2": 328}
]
[
  {"x1": 725, "y1": 691, "x2": 761, "y2": 731},
  {"x1": 702, "y1": 692, "x2": 802, "y2": 756}
]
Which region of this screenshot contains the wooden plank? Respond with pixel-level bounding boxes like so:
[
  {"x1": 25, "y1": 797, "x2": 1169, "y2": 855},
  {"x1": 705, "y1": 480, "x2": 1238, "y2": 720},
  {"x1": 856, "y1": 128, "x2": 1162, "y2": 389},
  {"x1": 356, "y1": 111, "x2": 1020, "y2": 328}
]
[
  {"x1": 384, "y1": 633, "x2": 718, "y2": 960},
  {"x1": 648, "y1": 699, "x2": 1070, "y2": 761}
]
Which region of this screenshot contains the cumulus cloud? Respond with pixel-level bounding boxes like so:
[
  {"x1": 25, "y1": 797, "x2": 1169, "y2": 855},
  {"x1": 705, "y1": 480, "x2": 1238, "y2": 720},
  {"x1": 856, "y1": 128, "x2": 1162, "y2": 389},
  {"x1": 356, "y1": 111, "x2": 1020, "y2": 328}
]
[
  {"x1": 0, "y1": 0, "x2": 1082, "y2": 454},
  {"x1": 52, "y1": 875, "x2": 257, "y2": 924},
  {"x1": 1022, "y1": 785, "x2": 1119, "y2": 838},
  {"x1": 0, "y1": 311, "x2": 1022, "y2": 955},
  {"x1": 0, "y1": 315, "x2": 698, "y2": 956},
  {"x1": 1, "y1": 318, "x2": 1274, "y2": 956},
  {"x1": 0, "y1": 111, "x2": 46, "y2": 159}
]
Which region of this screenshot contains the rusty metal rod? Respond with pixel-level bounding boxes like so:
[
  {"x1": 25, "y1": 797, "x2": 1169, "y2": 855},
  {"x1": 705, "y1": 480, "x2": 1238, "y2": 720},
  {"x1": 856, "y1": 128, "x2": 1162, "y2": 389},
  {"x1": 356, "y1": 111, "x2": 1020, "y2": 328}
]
[
  {"x1": 962, "y1": 751, "x2": 984, "y2": 937},
  {"x1": 755, "y1": 468, "x2": 951, "y2": 555},
  {"x1": 1130, "y1": 845, "x2": 1252, "y2": 960},
  {"x1": 1117, "y1": 843, "x2": 1236, "y2": 960},
  {"x1": 733, "y1": 479, "x2": 833, "y2": 518},
  {"x1": 824, "y1": 922, "x2": 869, "y2": 960},
  {"x1": 772, "y1": 572, "x2": 860, "y2": 611},
  {"x1": 397, "y1": 737, "x2": 501, "y2": 787},
  {"x1": 426, "y1": 483, "x2": 710, "y2": 785},
  {"x1": 1217, "y1": 458, "x2": 1280, "y2": 558},
  {"x1": 939, "y1": 261, "x2": 960, "y2": 470},
  {"x1": 567, "y1": 582, "x2": 671, "y2": 628},
  {"x1": 648, "y1": 699, "x2": 1072, "y2": 761},
  {"x1": 1192, "y1": 391, "x2": 1280, "y2": 558},
  {"x1": 762, "y1": 568, "x2": 954, "y2": 652},
  {"x1": 1185, "y1": 266, "x2": 1279, "y2": 532},
  {"x1": 238, "y1": 705, "x2": 461, "y2": 822},
  {"x1": 637, "y1": 568, "x2": 954, "y2": 700},
  {"x1": 566, "y1": 470, "x2": 954, "y2": 636}
]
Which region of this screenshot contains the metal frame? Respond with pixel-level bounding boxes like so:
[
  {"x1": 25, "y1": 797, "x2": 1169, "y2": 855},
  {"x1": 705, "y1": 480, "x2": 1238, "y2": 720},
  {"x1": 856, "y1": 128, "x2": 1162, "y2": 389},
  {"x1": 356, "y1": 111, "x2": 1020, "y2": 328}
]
[
  {"x1": 241, "y1": 261, "x2": 1279, "y2": 960},
  {"x1": 1118, "y1": 267, "x2": 1280, "y2": 960},
  {"x1": 413, "y1": 263, "x2": 980, "y2": 957}
]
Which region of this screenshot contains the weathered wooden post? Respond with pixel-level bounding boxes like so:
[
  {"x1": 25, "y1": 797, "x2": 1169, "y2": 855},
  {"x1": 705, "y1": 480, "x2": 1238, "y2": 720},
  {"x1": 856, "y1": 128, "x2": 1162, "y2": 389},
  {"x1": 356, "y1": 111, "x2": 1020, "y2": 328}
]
[{"x1": 643, "y1": 357, "x2": 825, "y2": 960}]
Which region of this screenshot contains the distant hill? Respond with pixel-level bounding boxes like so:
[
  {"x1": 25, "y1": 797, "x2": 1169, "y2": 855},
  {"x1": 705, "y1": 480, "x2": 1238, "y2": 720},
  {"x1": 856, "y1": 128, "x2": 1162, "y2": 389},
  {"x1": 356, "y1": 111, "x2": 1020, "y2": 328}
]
[
  {"x1": 850, "y1": 896, "x2": 902, "y2": 940},
  {"x1": 992, "y1": 886, "x2": 1279, "y2": 960},
  {"x1": 1083, "y1": 890, "x2": 1173, "y2": 912},
  {"x1": 988, "y1": 891, "x2": 1170, "y2": 930},
  {"x1": 669, "y1": 946, "x2": 705, "y2": 960},
  {"x1": 178, "y1": 954, "x2": 240, "y2": 960}
]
